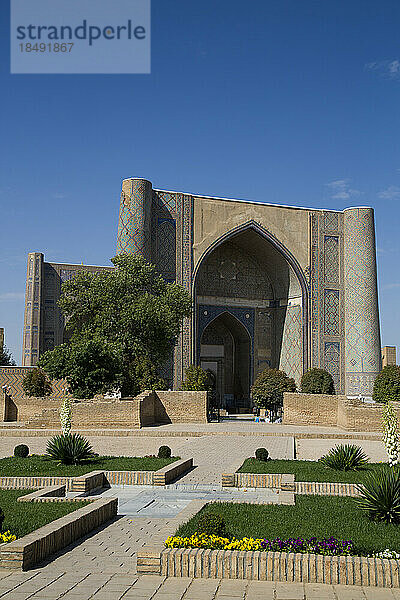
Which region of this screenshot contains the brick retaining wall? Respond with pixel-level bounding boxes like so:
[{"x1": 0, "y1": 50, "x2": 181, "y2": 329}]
[
  {"x1": 283, "y1": 392, "x2": 400, "y2": 432},
  {"x1": 0, "y1": 497, "x2": 117, "y2": 570}
]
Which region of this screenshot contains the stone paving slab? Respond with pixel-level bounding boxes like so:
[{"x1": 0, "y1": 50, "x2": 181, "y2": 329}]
[{"x1": 0, "y1": 574, "x2": 400, "y2": 599}]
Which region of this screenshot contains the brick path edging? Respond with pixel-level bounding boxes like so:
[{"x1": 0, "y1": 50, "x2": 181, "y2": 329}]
[
  {"x1": 0, "y1": 458, "x2": 193, "y2": 492},
  {"x1": 0, "y1": 496, "x2": 117, "y2": 570},
  {"x1": 222, "y1": 472, "x2": 361, "y2": 497},
  {"x1": 158, "y1": 548, "x2": 399, "y2": 587}
]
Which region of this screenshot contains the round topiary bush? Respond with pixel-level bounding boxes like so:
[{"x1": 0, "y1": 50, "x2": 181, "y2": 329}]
[
  {"x1": 158, "y1": 445, "x2": 172, "y2": 458},
  {"x1": 13, "y1": 444, "x2": 29, "y2": 458},
  {"x1": 255, "y1": 448, "x2": 269, "y2": 462},
  {"x1": 300, "y1": 368, "x2": 335, "y2": 395},
  {"x1": 373, "y1": 366, "x2": 400, "y2": 403},
  {"x1": 197, "y1": 513, "x2": 226, "y2": 536},
  {"x1": 251, "y1": 368, "x2": 296, "y2": 410}
]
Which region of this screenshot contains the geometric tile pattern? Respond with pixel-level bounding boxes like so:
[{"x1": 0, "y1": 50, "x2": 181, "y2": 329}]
[
  {"x1": 324, "y1": 235, "x2": 339, "y2": 283},
  {"x1": 324, "y1": 211, "x2": 339, "y2": 231},
  {"x1": 279, "y1": 305, "x2": 302, "y2": 383},
  {"x1": 343, "y1": 208, "x2": 381, "y2": 394},
  {"x1": 0, "y1": 366, "x2": 67, "y2": 399},
  {"x1": 324, "y1": 341, "x2": 340, "y2": 392},
  {"x1": 116, "y1": 179, "x2": 151, "y2": 257},
  {"x1": 157, "y1": 219, "x2": 176, "y2": 281},
  {"x1": 324, "y1": 289, "x2": 340, "y2": 336}
]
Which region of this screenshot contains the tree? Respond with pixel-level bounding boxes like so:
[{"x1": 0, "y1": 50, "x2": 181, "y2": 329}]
[
  {"x1": 181, "y1": 365, "x2": 213, "y2": 391},
  {"x1": 0, "y1": 345, "x2": 16, "y2": 366},
  {"x1": 300, "y1": 368, "x2": 335, "y2": 395},
  {"x1": 373, "y1": 365, "x2": 400, "y2": 403},
  {"x1": 251, "y1": 368, "x2": 296, "y2": 410},
  {"x1": 22, "y1": 368, "x2": 52, "y2": 397},
  {"x1": 39, "y1": 254, "x2": 191, "y2": 398}
]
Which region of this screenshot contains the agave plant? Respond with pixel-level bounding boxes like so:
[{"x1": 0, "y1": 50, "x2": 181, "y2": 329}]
[
  {"x1": 355, "y1": 466, "x2": 400, "y2": 524},
  {"x1": 46, "y1": 433, "x2": 95, "y2": 465},
  {"x1": 319, "y1": 444, "x2": 368, "y2": 471}
]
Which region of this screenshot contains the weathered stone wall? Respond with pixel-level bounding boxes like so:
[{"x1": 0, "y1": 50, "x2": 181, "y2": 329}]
[
  {"x1": 153, "y1": 390, "x2": 208, "y2": 424},
  {"x1": 283, "y1": 392, "x2": 400, "y2": 432},
  {"x1": 0, "y1": 385, "x2": 208, "y2": 428},
  {"x1": 283, "y1": 392, "x2": 340, "y2": 427}
]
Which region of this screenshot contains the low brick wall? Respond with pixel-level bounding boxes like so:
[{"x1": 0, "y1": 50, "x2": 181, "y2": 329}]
[
  {"x1": 69, "y1": 470, "x2": 105, "y2": 494},
  {"x1": 17, "y1": 485, "x2": 66, "y2": 502},
  {"x1": 104, "y1": 470, "x2": 153, "y2": 485},
  {"x1": 0, "y1": 497, "x2": 117, "y2": 570},
  {"x1": 222, "y1": 473, "x2": 295, "y2": 492},
  {"x1": 295, "y1": 481, "x2": 361, "y2": 497},
  {"x1": 283, "y1": 393, "x2": 400, "y2": 432},
  {"x1": 0, "y1": 461, "x2": 193, "y2": 492},
  {"x1": 153, "y1": 459, "x2": 193, "y2": 486},
  {"x1": 158, "y1": 548, "x2": 399, "y2": 587}
]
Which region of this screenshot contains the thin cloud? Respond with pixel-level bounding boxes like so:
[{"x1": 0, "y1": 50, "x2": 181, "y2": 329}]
[
  {"x1": 365, "y1": 60, "x2": 400, "y2": 80},
  {"x1": 52, "y1": 192, "x2": 67, "y2": 199},
  {"x1": 378, "y1": 186, "x2": 400, "y2": 200},
  {"x1": 0, "y1": 292, "x2": 25, "y2": 301},
  {"x1": 326, "y1": 179, "x2": 362, "y2": 200},
  {"x1": 382, "y1": 283, "x2": 400, "y2": 290}
]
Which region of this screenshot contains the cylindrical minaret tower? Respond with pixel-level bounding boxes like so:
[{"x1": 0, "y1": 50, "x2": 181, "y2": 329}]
[
  {"x1": 343, "y1": 207, "x2": 381, "y2": 396},
  {"x1": 116, "y1": 178, "x2": 152, "y2": 259}
]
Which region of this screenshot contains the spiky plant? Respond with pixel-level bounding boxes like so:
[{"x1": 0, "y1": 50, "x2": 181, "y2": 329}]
[
  {"x1": 382, "y1": 402, "x2": 400, "y2": 467},
  {"x1": 355, "y1": 466, "x2": 400, "y2": 524},
  {"x1": 46, "y1": 433, "x2": 94, "y2": 465},
  {"x1": 319, "y1": 444, "x2": 368, "y2": 472}
]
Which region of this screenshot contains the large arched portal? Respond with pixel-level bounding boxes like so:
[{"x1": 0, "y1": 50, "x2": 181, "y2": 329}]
[{"x1": 194, "y1": 224, "x2": 307, "y2": 410}]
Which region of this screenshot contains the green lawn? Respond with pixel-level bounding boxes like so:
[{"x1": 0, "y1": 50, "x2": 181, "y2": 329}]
[
  {"x1": 176, "y1": 497, "x2": 399, "y2": 556},
  {"x1": 0, "y1": 489, "x2": 89, "y2": 539},
  {"x1": 0, "y1": 455, "x2": 178, "y2": 477},
  {"x1": 238, "y1": 459, "x2": 382, "y2": 483}
]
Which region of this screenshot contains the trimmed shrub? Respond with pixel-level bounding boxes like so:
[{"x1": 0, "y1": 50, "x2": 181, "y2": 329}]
[
  {"x1": 46, "y1": 433, "x2": 95, "y2": 465},
  {"x1": 158, "y1": 445, "x2": 171, "y2": 458},
  {"x1": 22, "y1": 368, "x2": 52, "y2": 397},
  {"x1": 300, "y1": 368, "x2": 335, "y2": 395},
  {"x1": 373, "y1": 366, "x2": 400, "y2": 403},
  {"x1": 181, "y1": 365, "x2": 213, "y2": 391},
  {"x1": 197, "y1": 513, "x2": 226, "y2": 536},
  {"x1": 356, "y1": 466, "x2": 400, "y2": 524},
  {"x1": 255, "y1": 448, "x2": 269, "y2": 462},
  {"x1": 251, "y1": 368, "x2": 296, "y2": 410},
  {"x1": 13, "y1": 444, "x2": 29, "y2": 458},
  {"x1": 319, "y1": 444, "x2": 368, "y2": 472}
]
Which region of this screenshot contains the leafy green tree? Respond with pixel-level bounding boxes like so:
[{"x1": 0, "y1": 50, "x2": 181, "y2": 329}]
[
  {"x1": 300, "y1": 368, "x2": 335, "y2": 395},
  {"x1": 0, "y1": 345, "x2": 15, "y2": 366},
  {"x1": 181, "y1": 365, "x2": 213, "y2": 391},
  {"x1": 373, "y1": 365, "x2": 400, "y2": 403},
  {"x1": 251, "y1": 368, "x2": 296, "y2": 409},
  {"x1": 39, "y1": 254, "x2": 191, "y2": 398},
  {"x1": 22, "y1": 368, "x2": 52, "y2": 397}
]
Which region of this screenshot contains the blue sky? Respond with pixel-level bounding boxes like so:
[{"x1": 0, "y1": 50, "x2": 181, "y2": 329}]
[{"x1": 1, "y1": 0, "x2": 400, "y2": 363}]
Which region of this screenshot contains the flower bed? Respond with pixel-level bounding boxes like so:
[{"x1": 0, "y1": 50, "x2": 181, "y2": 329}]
[{"x1": 166, "y1": 533, "x2": 354, "y2": 556}]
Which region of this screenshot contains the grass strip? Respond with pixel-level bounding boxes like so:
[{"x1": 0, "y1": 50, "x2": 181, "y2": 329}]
[
  {"x1": 0, "y1": 489, "x2": 89, "y2": 539},
  {"x1": 0, "y1": 455, "x2": 178, "y2": 477}
]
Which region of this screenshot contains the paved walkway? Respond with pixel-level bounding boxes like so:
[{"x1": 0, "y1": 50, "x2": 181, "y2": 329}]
[
  {"x1": 0, "y1": 569, "x2": 398, "y2": 599},
  {"x1": 0, "y1": 422, "x2": 390, "y2": 598}
]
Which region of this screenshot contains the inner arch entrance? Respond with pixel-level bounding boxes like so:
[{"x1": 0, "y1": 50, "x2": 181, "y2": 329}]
[
  {"x1": 200, "y1": 312, "x2": 251, "y2": 411},
  {"x1": 194, "y1": 223, "x2": 307, "y2": 411}
]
